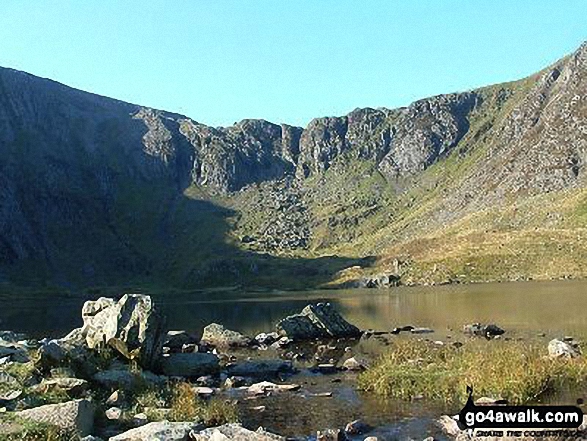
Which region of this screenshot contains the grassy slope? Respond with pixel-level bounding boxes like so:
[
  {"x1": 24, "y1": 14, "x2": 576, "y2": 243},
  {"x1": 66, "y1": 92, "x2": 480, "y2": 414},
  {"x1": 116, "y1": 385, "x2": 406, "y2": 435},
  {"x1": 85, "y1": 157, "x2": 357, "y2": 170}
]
[{"x1": 219, "y1": 63, "x2": 587, "y2": 288}]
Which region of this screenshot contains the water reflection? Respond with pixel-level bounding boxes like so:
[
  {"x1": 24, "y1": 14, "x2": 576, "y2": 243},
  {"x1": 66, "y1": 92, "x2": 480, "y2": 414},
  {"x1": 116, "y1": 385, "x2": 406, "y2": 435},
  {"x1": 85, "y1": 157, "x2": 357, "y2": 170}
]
[{"x1": 1, "y1": 279, "x2": 587, "y2": 338}]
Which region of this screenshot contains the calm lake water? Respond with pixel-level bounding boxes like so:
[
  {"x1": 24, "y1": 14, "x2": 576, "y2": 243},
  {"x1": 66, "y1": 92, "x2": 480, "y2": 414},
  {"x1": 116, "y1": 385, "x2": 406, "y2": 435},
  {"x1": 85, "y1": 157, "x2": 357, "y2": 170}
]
[
  {"x1": 2, "y1": 279, "x2": 587, "y2": 339},
  {"x1": 3, "y1": 279, "x2": 587, "y2": 439}
]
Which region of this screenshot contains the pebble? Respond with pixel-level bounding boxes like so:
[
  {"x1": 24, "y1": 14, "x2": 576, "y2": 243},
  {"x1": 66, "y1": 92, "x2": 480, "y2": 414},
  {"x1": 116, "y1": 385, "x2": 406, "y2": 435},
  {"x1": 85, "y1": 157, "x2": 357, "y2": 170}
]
[{"x1": 105, "y1": 406, "x2": 122, "y2": 420}]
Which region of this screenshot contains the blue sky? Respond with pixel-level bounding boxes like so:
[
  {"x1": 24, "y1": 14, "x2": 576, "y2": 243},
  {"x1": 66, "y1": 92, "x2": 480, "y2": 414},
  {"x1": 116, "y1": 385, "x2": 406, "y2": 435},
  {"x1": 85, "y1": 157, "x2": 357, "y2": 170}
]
[{"x1": 0, "y1": 1, "x2": 585, "y2": 127}]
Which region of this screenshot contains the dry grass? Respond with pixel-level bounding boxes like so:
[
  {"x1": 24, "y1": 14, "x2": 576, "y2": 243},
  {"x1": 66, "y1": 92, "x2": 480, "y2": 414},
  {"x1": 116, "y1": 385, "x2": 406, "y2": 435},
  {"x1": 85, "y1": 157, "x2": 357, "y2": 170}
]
[
  {"x1": 169, "y1": 382, "x2": 238, "y2": 425},
  {"x1": 358, "y1": 339, "x2": 587, "y2": 404}
]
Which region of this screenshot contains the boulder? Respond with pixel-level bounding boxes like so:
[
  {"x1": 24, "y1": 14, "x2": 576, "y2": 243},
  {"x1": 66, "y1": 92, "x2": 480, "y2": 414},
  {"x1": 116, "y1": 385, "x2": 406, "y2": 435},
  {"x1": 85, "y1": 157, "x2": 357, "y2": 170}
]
[
  {"x1": 276, "y1": 303, "x2": 361, "y2": 340},
  {"x1": 192, "y1": 423, "x2": 284, "y2": 440},
  {"x1": 109, "y1": 421, "x2": 203, "y2": 441},
  {"x1": 17, "y1": 399, "x2": 94, "y2": 436},
  {"x1": 160, "y1": 352, "x2": 219, "y2": 377},
  {"x1": 548, "y1": 339, "x2": 581, "y2": 358},
  {"x1": 82, "y1": 294, "x2": 166, "y2": 370},
  {"x1": 41, "y1": 377, "x2": 89, "y2": 397},
  {"x1": 0, "y1": 342, "x2": 29, "y2": 363},
  {"x1": 165, "y1": 330, "x2": 197, "y2": 351},
  {"x1": 226, "y1": 359, "x2": 293, "y2": 378},
  {"x1": 93, "y1": 367, "x2": 164, "y2": 389},
  {"x1": 200, "y1": 323, "x2": 252, "y2": 348},
  {"x1": 463, "y1": 323, "x2": 505, "y2": 338}
]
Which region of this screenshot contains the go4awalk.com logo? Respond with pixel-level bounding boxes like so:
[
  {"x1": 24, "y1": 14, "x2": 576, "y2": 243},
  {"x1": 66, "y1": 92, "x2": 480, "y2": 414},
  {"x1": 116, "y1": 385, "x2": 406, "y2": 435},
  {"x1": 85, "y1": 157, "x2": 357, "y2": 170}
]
[{"x1": 455, "y1": 386, "x2": 584, "y2": 437}]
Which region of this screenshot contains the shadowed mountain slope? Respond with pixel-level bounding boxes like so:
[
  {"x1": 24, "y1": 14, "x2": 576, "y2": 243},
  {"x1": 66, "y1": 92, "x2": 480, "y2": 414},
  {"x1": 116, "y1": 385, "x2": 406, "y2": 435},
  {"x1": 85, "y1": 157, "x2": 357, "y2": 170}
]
[{"x1": 0, "y1": 42, "x2": 586, "y2": 290}]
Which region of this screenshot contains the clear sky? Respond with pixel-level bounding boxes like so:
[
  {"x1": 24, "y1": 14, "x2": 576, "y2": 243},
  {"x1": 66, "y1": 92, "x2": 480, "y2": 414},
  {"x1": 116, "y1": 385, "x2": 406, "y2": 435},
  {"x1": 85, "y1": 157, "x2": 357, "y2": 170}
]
[{"x1": 0, "y1": 1, "x2": 585, "y2": 128}]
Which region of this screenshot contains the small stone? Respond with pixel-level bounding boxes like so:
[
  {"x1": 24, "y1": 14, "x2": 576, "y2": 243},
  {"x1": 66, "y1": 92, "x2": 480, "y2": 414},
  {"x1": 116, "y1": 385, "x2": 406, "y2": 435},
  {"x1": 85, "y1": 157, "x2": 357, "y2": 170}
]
[
  {"x1": 247, "y1": 381, "x2": 300, "y2": 395},
  {"x1": 438, "y1": 415, "x2": 461, "y2": 437},
  {"x1": 317, "y1": 363, "x2": 337, "y2": 374},
  {"x1": 105, "y1": 407, "x2": 123, "y2": 420},
  {"x1": 411, "y1": 327, "x2": 434, "y2": 334},
  {"x1": 255, "y1": 332, "x2": 279, "y2": 345},
  {"x1": 224, "y1": 376, "x2": 247, "y2": 389},
  {"x1": 194, "y1": 386, "x2": 215, "y2": 398},
  {"x1": 309, "y1": 392, "x2": 333, "y2": 397},
  {"x1": 132, "y1": 412, "x2": 148, "y2": 427},
  {"x1": 344, "y1": 419, "x2": 371, "y2": 435},
  {"x1": 0, "y1": 390, "x2": 22, "y2": 402},
  {"x1": 342, "y1": 357, "x2": 366, "y2": 371},
  {"x1": 106, "y1": 390, "x2": 123, "y2": 406},
  {"x1": 475, "y1": 397, "x2": 508, "y2": 406},
  {"x1": 317, "y1": 428, "x2": 348, "y2": 440}
]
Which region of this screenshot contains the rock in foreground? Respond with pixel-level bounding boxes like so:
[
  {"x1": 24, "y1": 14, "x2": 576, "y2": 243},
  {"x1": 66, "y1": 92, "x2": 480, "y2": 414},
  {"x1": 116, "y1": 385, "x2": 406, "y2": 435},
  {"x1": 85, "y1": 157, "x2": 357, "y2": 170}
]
[
  {"x1": 276, "y1": 303, "x2": 361, "y2": 340},
  {"x1": 192, "y1": 423, "x2": 284, "y2": 440},
  {"x1": 82, "y1": 294, "x2": 166, "y2": 370},
  {"x1": 109, "y1": 421, "x2": 203, "y2": 441},
  {"x1": 17, "y1": 399, "x2": 94, "y2": 436}
]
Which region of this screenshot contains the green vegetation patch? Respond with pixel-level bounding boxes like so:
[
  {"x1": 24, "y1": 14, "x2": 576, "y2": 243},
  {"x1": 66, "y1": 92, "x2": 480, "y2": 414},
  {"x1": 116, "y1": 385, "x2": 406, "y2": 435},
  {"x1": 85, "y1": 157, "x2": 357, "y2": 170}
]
[{"x1": 358, "y1": 339, "x2": 587, "y2": 404}]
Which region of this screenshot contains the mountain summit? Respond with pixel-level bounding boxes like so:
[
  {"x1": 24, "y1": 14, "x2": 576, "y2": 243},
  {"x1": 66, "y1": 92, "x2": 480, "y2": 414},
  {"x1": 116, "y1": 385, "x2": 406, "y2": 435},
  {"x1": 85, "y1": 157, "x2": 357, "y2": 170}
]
[{"x1": 1, "y1": 42, "x2": 586, "y2": 289}]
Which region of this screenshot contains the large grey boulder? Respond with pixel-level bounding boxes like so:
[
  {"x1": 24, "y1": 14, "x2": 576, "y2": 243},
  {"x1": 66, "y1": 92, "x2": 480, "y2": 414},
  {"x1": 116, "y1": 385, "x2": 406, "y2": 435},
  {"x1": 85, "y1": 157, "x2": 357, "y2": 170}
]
[
  {"x1": 276, "y1": 303, "x2": 361, "y2": 340},
  {"x1": 160, "y1": 352, "x2": 219, "y2": 377},
  {"x1": 82, "y1": 294, "x2": 166, "y2": 369},
  {"x1": 17, "y1": 399, "x2": 94, "y2": 436},
  {"x1": 109, "y1": 421, "x2": 203, "y2": 441},
  {"x1": 192, "y1": 423, "x2": 284, "y2": 440},
  {"x1": 200, "y1": 323, "x2": 252, "y2": 348}
]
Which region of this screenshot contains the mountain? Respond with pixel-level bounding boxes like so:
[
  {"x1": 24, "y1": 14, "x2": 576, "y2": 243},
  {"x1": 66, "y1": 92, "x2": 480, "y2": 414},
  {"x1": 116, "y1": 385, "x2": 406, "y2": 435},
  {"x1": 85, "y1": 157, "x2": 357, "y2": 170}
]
[{"x1": 0, "y1": 42, "x2": 586, "y2": 291}]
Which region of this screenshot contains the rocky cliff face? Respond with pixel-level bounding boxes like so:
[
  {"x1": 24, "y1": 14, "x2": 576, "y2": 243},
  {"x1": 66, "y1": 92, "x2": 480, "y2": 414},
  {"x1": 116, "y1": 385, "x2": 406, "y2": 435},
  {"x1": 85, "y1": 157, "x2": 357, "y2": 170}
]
[{"x1": 0, "y1": 42, "x2": 586, "y2": 289}]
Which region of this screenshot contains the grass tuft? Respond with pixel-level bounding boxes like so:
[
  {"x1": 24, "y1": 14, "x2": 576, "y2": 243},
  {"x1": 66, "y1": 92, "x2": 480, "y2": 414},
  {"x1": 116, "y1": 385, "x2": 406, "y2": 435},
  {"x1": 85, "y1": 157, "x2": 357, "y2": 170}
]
[
  {"x1": 358, "y1": 339, "x2": 587, "y2": 404},
  {"x1": 169, "y1": 382, "x2": 238, "y2": 425}
]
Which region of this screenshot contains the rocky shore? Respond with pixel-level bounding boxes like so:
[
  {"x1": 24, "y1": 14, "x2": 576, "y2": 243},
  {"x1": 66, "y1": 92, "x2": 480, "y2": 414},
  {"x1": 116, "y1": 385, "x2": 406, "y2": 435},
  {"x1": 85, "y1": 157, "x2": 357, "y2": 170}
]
[{"x1": 0, "y1": 294, "x2": 584, "y2": 440}]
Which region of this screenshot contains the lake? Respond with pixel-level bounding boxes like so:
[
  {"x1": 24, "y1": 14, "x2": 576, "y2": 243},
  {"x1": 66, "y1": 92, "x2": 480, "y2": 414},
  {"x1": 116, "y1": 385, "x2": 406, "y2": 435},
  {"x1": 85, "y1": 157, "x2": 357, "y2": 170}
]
[
  {"x1": 2, "y1": 279, "x2": 587, "y2": 439},
  {"x1": 2, "y1": 279, "x2": 587, "y2": 340}
]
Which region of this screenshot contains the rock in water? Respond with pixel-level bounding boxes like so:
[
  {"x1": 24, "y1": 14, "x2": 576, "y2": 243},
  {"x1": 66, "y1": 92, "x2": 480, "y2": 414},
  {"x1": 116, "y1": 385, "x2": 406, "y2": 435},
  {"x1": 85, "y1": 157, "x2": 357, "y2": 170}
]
[
  {"x1": 276, "y1": 303, "x2": 361, "y2": 340},
  {"x1": 160, "y1": 352, "x2": 220, "y2": 377},
  {"x1": 200, "y1": 323, "x2": 252, "y2": 348},
  {"x1": 463, "y1": 323, "x2": 505, "y2": 338},
  {"x1": 17, "y1": 399, "x2": 94, "y2": 436},
  {"x1": 82, "y1": 294, "x2": 166, "y2": 369}
]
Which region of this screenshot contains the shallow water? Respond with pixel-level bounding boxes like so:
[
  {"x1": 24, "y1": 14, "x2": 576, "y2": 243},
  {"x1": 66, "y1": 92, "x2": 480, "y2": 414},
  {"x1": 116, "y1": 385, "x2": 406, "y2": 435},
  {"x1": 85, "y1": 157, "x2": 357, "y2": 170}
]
[{"x1": 2, "y1": 279, "x2": 587, "y2": 439}]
